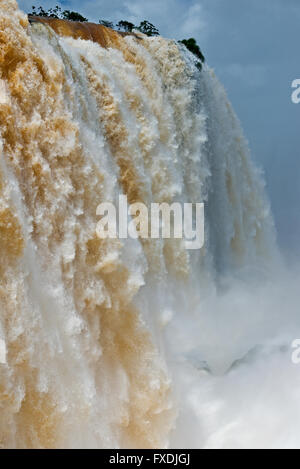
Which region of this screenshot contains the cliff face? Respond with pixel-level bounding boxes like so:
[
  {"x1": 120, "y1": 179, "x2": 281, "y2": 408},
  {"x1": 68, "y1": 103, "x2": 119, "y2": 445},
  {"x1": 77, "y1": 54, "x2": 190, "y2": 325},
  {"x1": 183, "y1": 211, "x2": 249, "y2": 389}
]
[{"x1": 28, "y1": 16, "x2": 138, "y2": 48}]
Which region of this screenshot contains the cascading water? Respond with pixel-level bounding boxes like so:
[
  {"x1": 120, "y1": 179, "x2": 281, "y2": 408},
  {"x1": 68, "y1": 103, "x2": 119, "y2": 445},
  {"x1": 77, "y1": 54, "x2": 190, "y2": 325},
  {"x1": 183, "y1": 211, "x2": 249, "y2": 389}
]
[{"x1": 1, "y1": 0, "x2": 299, "y2": 450}]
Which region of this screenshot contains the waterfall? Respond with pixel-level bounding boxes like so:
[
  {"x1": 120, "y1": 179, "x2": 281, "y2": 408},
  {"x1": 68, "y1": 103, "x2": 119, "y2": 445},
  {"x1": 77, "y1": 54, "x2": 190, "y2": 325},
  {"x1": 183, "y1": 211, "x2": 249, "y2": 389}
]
[{"x1": 0, "y1": 0, "x2": 289, "y2": 449}]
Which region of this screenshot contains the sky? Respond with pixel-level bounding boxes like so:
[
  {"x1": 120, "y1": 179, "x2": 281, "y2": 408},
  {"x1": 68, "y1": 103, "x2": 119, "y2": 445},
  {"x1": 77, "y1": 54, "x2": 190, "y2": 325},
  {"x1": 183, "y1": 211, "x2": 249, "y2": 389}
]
[{"x1": 18, "y1": 0, "x2": 300, "y2": 258}]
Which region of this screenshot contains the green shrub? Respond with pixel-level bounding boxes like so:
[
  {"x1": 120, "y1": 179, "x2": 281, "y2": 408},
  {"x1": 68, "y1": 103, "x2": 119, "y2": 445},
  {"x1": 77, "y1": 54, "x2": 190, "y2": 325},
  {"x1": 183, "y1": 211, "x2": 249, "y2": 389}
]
[{"x1": 180, "y1": 38, "x2": 205, "y2": 69}]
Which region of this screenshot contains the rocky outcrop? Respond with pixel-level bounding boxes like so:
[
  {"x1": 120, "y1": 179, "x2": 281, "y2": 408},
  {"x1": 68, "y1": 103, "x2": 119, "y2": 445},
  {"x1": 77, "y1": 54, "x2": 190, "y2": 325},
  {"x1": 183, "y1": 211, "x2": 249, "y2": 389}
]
[{"x1": 28, "y1": 16, "x2": 140, "y2": 48}]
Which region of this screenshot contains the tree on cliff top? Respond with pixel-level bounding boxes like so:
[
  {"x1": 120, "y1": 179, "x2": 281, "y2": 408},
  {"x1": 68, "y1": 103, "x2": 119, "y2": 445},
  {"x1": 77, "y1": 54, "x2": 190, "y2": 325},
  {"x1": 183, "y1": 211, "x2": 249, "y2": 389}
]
[
  {"x1": 30, "y1": 6, "x2": 88, "y2": 22},
  {"x1": 116, "y1": 20, "x2": 159, "y2": 36},
  {"x1": 180, "y1": 38, "x2": 205, "y2": 63},
  {"x1": 116, "y1": 21, "x2": 135, "y2": 32},
  {"x1": 63, "y1": 11, "x2": 88, "y2": 22},
  {"x1": 99, "y1": 20, "x2": 115, "y2": 28},
  {"x1": 29, "y1": 8, "x2": 161, "y2": 38},
  {"x1": 137, "y1": 20, "x2": 160, "y2": 36}
]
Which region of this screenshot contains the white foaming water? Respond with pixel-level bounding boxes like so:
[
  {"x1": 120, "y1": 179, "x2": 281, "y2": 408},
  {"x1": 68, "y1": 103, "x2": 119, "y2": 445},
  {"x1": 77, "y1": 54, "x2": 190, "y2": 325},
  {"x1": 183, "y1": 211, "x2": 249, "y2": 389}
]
[{"x1": 0, "y1": 0, "x2": 299, "y2": 449}]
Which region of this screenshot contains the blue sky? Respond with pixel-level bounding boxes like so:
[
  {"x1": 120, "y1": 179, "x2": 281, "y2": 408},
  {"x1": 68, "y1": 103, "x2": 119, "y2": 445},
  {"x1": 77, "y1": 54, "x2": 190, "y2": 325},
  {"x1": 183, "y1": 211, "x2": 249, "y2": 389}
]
[{"x1": 18, "y1": 0, "x2": 300, "y2": 257}]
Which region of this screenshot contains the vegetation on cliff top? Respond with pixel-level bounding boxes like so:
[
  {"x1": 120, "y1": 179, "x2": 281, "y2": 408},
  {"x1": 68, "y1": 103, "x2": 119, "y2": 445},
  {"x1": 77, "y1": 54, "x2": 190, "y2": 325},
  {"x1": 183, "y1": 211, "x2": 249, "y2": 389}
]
[
  {"x1": 30, "y1": 6, "x2": 88, "y2": 22},
  {"x1": 29, "y1": 5, "x2": 205, "y2": 65},
  {"x1": 29, "y1": 6, "x2": 159, "y2": 36},
  {"x1": 179, "y1": 38, "x2": 205, "y2": 63},
  {"x1": 179, "y1": 38, "x2": 205, "y2": 70}
]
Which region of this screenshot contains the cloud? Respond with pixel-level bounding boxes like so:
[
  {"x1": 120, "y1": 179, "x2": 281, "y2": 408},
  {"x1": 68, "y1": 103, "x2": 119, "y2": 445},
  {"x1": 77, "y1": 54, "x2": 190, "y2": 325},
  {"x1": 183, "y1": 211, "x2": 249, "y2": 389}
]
[
  {"x1": 179, "y1": 3, "x2": 206, "y2": 38},
  {"x1": 224, "y1": 63, "x2": 268, "y2": 88}
]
